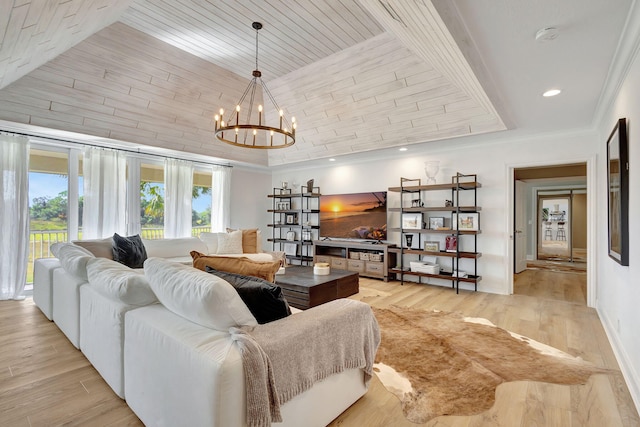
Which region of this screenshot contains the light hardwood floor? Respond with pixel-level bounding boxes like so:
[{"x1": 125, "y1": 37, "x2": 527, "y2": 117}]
[{"x1": 1, "y1": 271, "x2": 638, "y2": 426}]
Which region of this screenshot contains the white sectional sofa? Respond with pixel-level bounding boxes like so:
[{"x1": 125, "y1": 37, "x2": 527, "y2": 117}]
[
  {"x1": 31, "y1": 234, "x2": 379, "y2": 426},
  {"x1": 35, "y1": 234, "x2": 277, "y2": 348}
]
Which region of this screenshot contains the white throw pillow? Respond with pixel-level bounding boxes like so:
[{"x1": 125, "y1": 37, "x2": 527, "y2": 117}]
[
  {"x1": 57, "y1": 243, "x2": 95, "y2": 281},
  {"x1": 216, "y1": 230, "x2": 243, "y2": 254},
  {"x1": 143, "y1": 257, "x2": 257, "y2": 330},
  {"x1": 86, "y1": 258, "x2": 158, "y2": 306},
  {"x1": 199, "y1": 232, "x2": 222, "y2": 254},
  {"x1": 143, "y1": 237, "x2": 208, "y2": 258}
]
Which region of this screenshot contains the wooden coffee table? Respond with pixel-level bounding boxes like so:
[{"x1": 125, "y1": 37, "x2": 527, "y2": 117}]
[{"x1": 275, "y1": 266, "x2": 359, "y2": 310}]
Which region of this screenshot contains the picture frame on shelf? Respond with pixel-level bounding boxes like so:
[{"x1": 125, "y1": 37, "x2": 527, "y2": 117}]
[
  {"x1": 445, "y1": 235, "x2": 458, "y2": 252},
  {"x1": 428, "y1": 216, "x2": 445, "y2": 230},
  {"x1": 424, "y1": 241, "x2": 440, "y2": 252},
  {"x1": 285, "y1": 213, "x2": 297, "y2": 225},
  {"x1": 452, "y1": 213, "x2": 479, "y2": 231},
  {"x1": 402, "y1": 213, "x2": 422, "y2": 229}
]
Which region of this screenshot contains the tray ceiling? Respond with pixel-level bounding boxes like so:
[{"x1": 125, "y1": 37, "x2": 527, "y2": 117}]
[{"x1": 0, "y1": 0, "x2": 630, "y2": 166}]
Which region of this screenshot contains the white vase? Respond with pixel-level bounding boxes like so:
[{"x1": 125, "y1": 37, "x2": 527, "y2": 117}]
[{"x1": 424, "y1": 161, "x2": 440, "y2": 185}]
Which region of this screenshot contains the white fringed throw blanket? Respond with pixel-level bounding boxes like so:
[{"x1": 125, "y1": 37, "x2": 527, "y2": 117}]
[{"x1": 230, "y1": 299, "x2": 380, "y2": 427}]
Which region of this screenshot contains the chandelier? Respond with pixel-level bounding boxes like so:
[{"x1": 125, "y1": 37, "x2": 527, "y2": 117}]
[{"x1": 214, "y1": 22, "x2": 296, "y2": 149}]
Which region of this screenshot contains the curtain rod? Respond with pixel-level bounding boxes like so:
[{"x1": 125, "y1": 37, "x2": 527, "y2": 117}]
[{"x1": 0, "y1": 129, "x2": 232, "y2": 168}]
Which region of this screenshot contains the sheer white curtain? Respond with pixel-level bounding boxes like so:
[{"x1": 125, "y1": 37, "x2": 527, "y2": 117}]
[
  {"x1": 211, "y1": 165, "x2": 231, "y2": 232},
  {"x1": 0, "y1": 134, "x2": 29, "y2": 300},
  {"x1": 82, "y1": 147, "x2": 127, "y2": 239},
  {"x1": 164, "y1": 158, "x2": 194, "y2": 238}
]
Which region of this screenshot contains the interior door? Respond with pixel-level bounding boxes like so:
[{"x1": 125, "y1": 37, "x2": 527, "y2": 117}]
[{"x1": 514, "y1": 180, "x2": 527, "y2": 273}]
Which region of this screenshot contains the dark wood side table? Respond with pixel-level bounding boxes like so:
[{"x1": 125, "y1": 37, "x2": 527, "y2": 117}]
[{"x1": 274, "y1": 266, "x2": 359, "y2": 310}]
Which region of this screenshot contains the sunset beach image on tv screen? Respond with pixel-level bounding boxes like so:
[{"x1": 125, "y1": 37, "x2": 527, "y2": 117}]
[{"x1": 319, "y1": 192, "x2": 387, "y2": 240}]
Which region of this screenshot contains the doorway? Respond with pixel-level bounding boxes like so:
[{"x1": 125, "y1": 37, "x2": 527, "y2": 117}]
[
  {"x1": 538, "y1": 194, "x2": 571, "y2": 260},
  {"x1": 512, "y1": 163, "x2": 588, "y2": 304}
]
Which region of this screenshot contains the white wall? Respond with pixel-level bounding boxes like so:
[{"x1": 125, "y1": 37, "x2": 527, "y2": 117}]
[
  {"x1": 596, "y1": 39, "x2": 640, "y2": 409},
  {"x1": 229, "y1": 167, "x2": 272, "y2": 250},
  {"x1": 272, "y1": 130, "x2": 598, "y2": 294}
]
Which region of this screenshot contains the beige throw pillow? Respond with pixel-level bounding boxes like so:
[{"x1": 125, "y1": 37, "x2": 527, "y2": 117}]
[
  {"x1": 226, "y1": 228, "x2": 260, "y2": 253},
  {"x1": 73, "y1": 237, "x2": 114, "y2": 259}
]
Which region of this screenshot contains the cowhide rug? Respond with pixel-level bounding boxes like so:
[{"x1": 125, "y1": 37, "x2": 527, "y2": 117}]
[{"x1": 372, "y1": 306, "x2": 607, "y2": 423}]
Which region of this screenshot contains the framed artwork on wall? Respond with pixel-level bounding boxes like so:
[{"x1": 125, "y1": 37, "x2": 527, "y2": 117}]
[{"x1": 607, "y1": 118, "x2": 629, "y2": 265}]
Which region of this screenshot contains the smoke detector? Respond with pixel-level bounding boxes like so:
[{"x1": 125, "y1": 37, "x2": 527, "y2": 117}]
[{"x1": 535, "y1": 27, "x2": 559, "y2": 42}]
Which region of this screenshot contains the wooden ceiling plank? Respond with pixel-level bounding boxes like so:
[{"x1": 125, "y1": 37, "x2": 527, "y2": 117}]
[{"x1": 127, "y1": 1, "x2": 244, "y2": 61}]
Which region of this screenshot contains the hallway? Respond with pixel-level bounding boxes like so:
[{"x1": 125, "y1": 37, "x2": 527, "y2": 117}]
[{"x1": 514, "y1": 265, "x2": 586, "y2": 305}]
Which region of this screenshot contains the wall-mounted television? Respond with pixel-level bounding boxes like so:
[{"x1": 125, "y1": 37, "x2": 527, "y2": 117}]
[{"x1": 319, "y1": 192, "x2": 387, "y2": 241}]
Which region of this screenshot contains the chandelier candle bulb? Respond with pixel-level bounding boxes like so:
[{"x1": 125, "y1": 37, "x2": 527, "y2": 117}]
[
  {"x1": 258, "y1": 104, "x2": 263, "y2": 125},
  {"x1": 236, "y1": 105, "x2": 240, "y2": 125}
]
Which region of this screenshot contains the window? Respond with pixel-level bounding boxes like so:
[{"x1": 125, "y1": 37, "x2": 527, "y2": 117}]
[
  {"x1": 140, "y1": 162, "x2": 165, "y2": 239},
  {"x1": 192, "y1": 169, "x2": 212, "y2": 235},
  {"x1": 28, "y1": 149, "x2": 70, "y2": 284},
  {"x1": 24, "y1": 144, "x2": 216, "y2": 286}
]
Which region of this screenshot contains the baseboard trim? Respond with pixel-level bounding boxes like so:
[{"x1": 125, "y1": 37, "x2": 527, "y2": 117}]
[{"x1": 597, "y1": 306, "x2": 640, "y2": 415}]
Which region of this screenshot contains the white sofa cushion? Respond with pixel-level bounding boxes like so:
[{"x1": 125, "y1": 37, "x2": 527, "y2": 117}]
[
  {"x1": 57, "y1": 243, "x2": 95, "y2": 281},
  {"x1": 143, "y1": 258, "x2": 257, "y2": 330},
  {"x1": 50, "y1": 242, "x2": 66, "y2": 257},
  {"x1": 143, "y1": 237, "x2": 208, "y2": 259},
  {"x1": 216, "y1": 230, "x2": 243, "y2": 254},
  {"x1": 86, "y1": 258, "x2": 158, "y2": 306}
]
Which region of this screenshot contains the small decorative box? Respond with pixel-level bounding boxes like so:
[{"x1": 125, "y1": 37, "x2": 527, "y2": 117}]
[
  {"x1": 410, "y1": 261, "x2": 440, "y2": 274},
  {"x1": 314, "y1": 263, "x2": 330, "y2": 275}
]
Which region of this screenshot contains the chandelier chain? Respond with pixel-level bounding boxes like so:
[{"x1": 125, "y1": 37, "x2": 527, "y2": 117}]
[{"x1": 255, "y1": 25, "x2": 259, "y2": 72}]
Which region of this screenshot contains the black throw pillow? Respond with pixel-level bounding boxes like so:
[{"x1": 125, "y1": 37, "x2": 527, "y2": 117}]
[
  {"x1": 205, "y1": 266, "x2": 291, "y2": 324},
  {"x1": 112, "y1": 233, "x2": 147, "y2": 268}
]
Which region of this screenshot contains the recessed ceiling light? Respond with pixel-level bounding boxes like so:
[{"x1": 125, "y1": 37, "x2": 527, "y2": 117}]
[
  {"x1": 543, "y1": 89, "x2": 561, "y2": 97},
  {"x1": 329, "y1": 158, "x2": 336, "y2": 162},
  {"x1": 398, "y1": 147, "x2": 408, "y2": 152}
]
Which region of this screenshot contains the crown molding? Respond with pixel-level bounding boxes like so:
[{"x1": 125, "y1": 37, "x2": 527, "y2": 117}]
[{"x1": 593, "y1": 0, "x2": 640, "y2": 129}]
